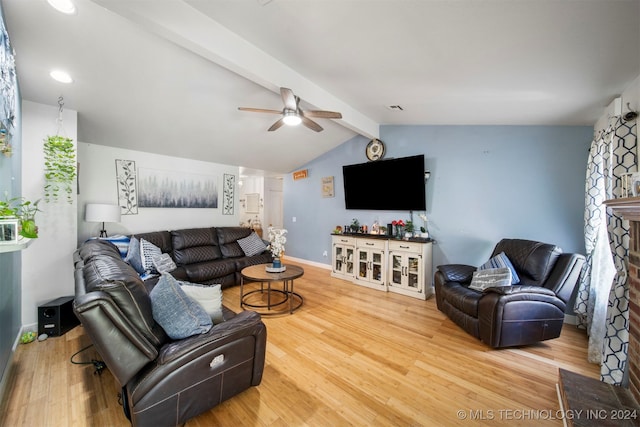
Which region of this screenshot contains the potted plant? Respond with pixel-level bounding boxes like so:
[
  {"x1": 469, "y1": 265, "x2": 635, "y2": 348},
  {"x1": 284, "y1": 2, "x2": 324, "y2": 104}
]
[
  {"x1": 17, "y1": 199, "x2": 41, "y2": 238},
  {"x1": 419, "y1": 213, "x2": 429, "y2": 238},
  {"x1": 0, "y1": 197, "x2": 41, "y2": 239},
  {"x1": 405, "y1": 220, "x2": 415, "y2": 238}
]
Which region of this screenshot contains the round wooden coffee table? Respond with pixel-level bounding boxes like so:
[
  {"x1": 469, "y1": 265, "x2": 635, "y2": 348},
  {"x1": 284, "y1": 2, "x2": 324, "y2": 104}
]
[{"x1": 240, "y1": 264, "x2": 304, "y2": 315}]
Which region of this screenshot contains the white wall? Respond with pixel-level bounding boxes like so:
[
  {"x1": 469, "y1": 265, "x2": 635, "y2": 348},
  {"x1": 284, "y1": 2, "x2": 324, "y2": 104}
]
[
  {"x1": 21, "y1": 101, "x2": 78, "y2": 326},
  {"x1": 77, "y1": 143, "x2": 240, "y2": 244}
]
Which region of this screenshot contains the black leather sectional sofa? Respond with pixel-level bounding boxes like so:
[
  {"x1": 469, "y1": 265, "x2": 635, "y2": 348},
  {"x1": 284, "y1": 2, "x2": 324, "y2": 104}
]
[{"x1": 72, "y1": 226, "x2": 272, "y2": 425}]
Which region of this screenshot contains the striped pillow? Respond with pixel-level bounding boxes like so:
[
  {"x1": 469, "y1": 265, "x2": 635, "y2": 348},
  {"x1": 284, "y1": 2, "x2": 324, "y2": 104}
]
[{"x1": 479, "y1": 252, "x2": 520, "y2": 284}]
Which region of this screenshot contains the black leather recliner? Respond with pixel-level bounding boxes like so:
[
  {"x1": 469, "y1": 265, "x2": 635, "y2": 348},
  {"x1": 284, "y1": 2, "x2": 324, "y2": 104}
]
[{"x1": 434, "y1": 238, "x2": 585, "y2": 348}]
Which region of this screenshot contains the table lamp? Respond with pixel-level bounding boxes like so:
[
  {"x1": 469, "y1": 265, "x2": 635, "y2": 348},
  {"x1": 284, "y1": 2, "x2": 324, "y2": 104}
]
[{"x1": 85, "y1": 203, "x2": 121, "y2": 237}]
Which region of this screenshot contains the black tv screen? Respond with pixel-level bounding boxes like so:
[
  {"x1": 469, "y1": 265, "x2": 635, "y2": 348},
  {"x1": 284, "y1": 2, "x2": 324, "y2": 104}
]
[{"x1": 343, "y1": 155, "x2": 426, "y2": 211}]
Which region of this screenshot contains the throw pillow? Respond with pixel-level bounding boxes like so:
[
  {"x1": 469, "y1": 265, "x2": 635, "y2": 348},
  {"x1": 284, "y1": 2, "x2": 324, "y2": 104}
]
[
  {"x1": 469, "y1": 267, "x2": 512, "y2": 291},
  {"x1": 237, "y1": 232, "x2": 268, "y2": 257},
  {"x1": 140, "y1": 238, "x2": 163, "y2": 274},
  {"x1": 124, "y1": 237, "x2": 145, "y2": 275},
  {"x1": 180, "y1": 282, "x2": 224, "y2": 324},
  {"x1": 150, "y1": 273, "x2": 212, "y2": 339},
  {"x1": 99, "y1": 235, "x2": 130, "y2": 259},
  {"x1": 152, "y1": 253, "x2": 177, "y2": 274},
  {"x1": 479, "y1": 252, "x2": 520, "y2": 284}
]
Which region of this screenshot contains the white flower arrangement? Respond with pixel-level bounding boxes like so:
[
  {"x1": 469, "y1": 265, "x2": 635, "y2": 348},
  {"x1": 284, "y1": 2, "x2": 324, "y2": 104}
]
[{"x1": 267, "y1": 227, "x2": 288, "y2": 258}]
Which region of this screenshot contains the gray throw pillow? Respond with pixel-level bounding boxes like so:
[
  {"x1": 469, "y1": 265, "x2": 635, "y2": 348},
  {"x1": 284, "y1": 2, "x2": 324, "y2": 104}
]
[
  {"x1": 152, "y1": 253, "x2": 177, "y2": 274},
  {"x1": 237, "y1": 232, "x2": 268, "y2": 257},
  {"x1": 469, "y1": 267, "x2": 512, "y2": 291},
  {"x1": 150, "y1": 273, "x2": 212, "y2": 339}
]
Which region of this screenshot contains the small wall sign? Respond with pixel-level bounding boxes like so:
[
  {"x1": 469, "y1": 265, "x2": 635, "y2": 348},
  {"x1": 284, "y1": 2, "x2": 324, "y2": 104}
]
[{"x1": 293, "y1": 169, "x2": 308, "y2": 180}]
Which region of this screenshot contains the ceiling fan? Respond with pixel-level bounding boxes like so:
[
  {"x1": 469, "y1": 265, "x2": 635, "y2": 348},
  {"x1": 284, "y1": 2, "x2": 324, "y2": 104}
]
[{"x1": 238, "y1": 87, "x2": 342, "y2": 132}]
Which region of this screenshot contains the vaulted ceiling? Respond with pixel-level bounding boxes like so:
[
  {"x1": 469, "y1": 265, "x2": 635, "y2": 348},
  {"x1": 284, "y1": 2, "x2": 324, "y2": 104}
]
[{"x1": 3, "y1": 0, "x2": 639, "y2": 174}]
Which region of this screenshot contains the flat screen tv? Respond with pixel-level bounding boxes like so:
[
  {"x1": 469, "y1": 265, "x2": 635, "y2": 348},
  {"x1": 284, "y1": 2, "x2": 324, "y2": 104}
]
[{"x1": 343, "y1": 155, "x2": 426, "y2": 211}]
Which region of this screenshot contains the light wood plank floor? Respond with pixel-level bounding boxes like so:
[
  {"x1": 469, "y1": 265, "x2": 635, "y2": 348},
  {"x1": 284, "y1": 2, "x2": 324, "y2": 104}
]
[{"x1": 1, "y1": 261, "x2": 598, "y2": 426}]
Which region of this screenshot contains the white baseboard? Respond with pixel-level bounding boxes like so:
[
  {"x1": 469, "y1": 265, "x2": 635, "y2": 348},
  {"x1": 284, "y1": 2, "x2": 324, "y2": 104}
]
[
  {"x1": 283, "y1": 256, "x2": 331, "y2": 270},
  {"x1": 563, "y1": 314, "x2": 578, "y2": 325}
]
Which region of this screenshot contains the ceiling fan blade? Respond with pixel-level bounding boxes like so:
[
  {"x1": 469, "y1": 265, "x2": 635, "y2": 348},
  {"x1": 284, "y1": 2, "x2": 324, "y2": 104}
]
[
  {"x1": 238, "y1": 107, "x2": 282, "y2": 114},
  {"x1": 268, "y1": 118, "x2": 285, "y2": 132},
  {"x1": 303, "y1": 110, "x2": 343, "y2": 119},
  {"x1": 280, "y1": 87, "x2": 298, "y2": 111},
  {"x1": 301, "y1": 116, "x2": 323, "y2": 132}
]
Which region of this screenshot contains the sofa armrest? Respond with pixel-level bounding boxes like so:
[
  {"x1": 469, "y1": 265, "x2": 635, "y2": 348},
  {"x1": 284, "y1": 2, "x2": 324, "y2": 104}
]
[
  {"x1": 482, "y1": 285, "x2": 556, "y2": 297},
  {"x1": 73, "y1": 291, "x2": 159, "y2": 387},
  {"x1": 436, "y1": 264, "x2": 476, "y2": 283},
  {"x1": 158, "y1": 310, "x2": 266, "y2": 366}
]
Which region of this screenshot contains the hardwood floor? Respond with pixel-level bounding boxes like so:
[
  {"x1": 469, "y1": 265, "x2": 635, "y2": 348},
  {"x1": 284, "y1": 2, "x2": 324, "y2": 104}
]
[{"x1": 1, "y1": 261, "x2": 598, "y2": 426}]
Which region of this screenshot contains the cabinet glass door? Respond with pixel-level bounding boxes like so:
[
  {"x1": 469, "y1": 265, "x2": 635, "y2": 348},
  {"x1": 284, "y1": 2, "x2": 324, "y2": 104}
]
[
  {"x1": 345, "y1": 247, "x2": 354, "y2": 275},
  {"x1": 372, "y1": 252, "x2": 383, "y2": 281},
  {"x1": 390, "y1": 254, "x2": 403, "y2": 286},
  {"x1": 358, "y1": 251, "x2": 368, "y2": 278},
  {"x1": 334, "y1": 246, "x2": 344, "y2": 273},
  {"x1": 407, "y1": 255, "x2": 420, "y2": 289}
]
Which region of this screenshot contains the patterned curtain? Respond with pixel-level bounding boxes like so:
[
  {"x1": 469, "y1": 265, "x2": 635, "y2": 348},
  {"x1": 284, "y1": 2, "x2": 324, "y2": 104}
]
[{"x1": 575, "y1": 116, "x2": 637, "y2": 385}]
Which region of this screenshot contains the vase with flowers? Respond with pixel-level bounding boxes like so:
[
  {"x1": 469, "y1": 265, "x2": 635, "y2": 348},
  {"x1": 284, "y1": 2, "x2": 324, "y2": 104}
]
[
  {"x1": 391, "y1": 219, "x2": 405, "y2": 238},
  {"x1": 267, "y1": 227, "x2": 287, "y2": 269}
]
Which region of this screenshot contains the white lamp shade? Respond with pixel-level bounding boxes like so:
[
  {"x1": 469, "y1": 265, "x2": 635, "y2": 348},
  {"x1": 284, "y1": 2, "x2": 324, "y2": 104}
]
[{"x1": 85, "y1": 204, "x2": 121, "y2": 223}]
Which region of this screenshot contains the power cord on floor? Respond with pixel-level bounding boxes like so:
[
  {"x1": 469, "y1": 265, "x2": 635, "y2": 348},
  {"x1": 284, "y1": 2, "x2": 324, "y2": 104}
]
[{"x1": 70, "y1": 343, "x2": 106, "y2": 375}]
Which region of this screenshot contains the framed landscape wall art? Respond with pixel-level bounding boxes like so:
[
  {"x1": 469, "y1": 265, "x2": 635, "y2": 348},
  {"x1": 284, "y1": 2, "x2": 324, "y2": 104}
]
[{"x1": 138, "y1": 167, "x2": 218, "y2": 208}]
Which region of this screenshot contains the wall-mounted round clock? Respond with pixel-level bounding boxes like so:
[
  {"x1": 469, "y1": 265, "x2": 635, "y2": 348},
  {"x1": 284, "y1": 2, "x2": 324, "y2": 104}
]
[{"x1": 365, "y1": 138, "x2": 386, "y2": 161}]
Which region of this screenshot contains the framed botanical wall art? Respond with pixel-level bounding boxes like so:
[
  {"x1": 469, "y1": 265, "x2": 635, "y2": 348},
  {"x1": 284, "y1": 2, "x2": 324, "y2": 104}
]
[
  {"x1": 138, "y1": 168, "x2": 218, "y2": 208},
  {"x1": 116, "y1": 159, "x2": 138, "y2": 214},
  {"x1": 222, "y1": 173, "x2": 235, "y2": 215}
]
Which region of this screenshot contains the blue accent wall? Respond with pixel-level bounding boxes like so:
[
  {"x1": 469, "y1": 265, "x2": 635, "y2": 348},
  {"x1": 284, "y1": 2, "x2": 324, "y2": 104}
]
[{"x1": 283, "y1": 125, "x2": 592, "y2": 270}]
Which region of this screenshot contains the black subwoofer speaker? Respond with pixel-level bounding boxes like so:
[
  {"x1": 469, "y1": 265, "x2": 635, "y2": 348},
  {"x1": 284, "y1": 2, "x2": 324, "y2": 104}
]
[{"x1": 38, "y1": 296, "x2": 79, "y2": 336}]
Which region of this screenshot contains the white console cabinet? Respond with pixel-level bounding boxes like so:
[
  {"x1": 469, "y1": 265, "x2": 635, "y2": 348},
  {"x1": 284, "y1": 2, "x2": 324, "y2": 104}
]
[{"x1": 330, "y1": 234, "x2": 433, "y2": 300}]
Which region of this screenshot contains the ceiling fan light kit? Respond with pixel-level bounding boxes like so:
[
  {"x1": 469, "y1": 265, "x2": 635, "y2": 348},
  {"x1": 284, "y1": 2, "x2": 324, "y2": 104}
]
[
  {"x1": 239, "y1": 87, "x2": 342, "y2": 132},
  {"x1": 282, "y1": 110, "x2": 302, "y2": 126}
]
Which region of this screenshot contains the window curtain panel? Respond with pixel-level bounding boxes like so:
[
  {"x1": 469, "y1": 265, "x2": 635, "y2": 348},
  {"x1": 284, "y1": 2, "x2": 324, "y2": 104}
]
[{"x1": 575, "y1": 115, "x2": 637, "y2": 385}]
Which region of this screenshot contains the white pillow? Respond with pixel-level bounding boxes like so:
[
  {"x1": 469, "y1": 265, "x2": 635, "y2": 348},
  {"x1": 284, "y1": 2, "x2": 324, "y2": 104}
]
[{"x1": 179, "y1": 282, "x2": 224, "y2": 324}]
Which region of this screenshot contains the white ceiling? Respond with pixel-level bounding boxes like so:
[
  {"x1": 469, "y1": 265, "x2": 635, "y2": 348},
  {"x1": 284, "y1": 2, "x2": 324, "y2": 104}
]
[{"x1": 3, "y1": 0, "x2": 639, "y2": 174}]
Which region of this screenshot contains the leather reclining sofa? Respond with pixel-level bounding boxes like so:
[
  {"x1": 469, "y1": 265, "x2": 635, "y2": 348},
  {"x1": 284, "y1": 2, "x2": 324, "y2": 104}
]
[
  {"x1": 73, "y1": 226, "x2": 271, "y2": 425},
  {"x1": 134, "y1": 226, "x2": 273, "y2": 288},
  {"x1": 434, "y1": 238, "x2": 585, "y2": 348}
]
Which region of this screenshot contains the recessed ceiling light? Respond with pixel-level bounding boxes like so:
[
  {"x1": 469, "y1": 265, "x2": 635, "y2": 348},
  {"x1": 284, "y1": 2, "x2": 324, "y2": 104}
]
[
  {"x1": 50, "y1": 70, "x2": 73, "y2": 84},
  {"x1": 47, "y1": 0, "x2": 76, "y2": 15}
]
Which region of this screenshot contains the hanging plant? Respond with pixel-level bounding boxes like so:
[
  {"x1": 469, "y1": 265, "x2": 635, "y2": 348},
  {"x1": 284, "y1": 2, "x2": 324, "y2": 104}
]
[{"x1": 44, "y1": 135, "x2": 76, "y2": 203}]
